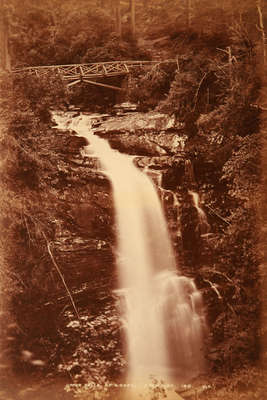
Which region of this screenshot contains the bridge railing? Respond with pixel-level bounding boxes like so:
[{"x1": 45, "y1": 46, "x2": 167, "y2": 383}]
[
  {"x1": 12, "y1": 60, "x2": 177, "y2": 75},
  {"x1": 11, "y1": 60, "x2": 178, "y2": 89}
]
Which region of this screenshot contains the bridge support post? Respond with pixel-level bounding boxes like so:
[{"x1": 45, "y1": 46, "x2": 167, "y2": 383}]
[{"x1": 113, "y1": 75, "x2": 127, "y2": 104}]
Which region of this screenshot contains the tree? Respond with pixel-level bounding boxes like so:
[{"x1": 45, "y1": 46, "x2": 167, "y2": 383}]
[
  {"x1": 0, "y1": 0, "x2": 11, "y2": 70},
  {"x1": 186, "y1": 0, "x2": 193, "y2": 29},
  {"x1": 130, "y1": 0, "x2": 136, "y2": 38},
  {"x1": 142, "y1": 0, "x2": 149, "y2": 9},
  {"x1": 256, "y1": 0, "x2": 266, "y2": 66},
  {"x1": 115, "y1": 0, "x2": 121, "y2": 37}
]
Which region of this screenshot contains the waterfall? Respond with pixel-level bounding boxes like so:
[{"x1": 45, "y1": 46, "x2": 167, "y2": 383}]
[
  {"x1": 185, "y1": 159, "x2": 195, "y2": 183},
  {"x1": 189, "y1": 190, "x2": 210, "y2": 236},
  {"x1": 53, "y1": 112, "x2": 206, "y2": 386}
]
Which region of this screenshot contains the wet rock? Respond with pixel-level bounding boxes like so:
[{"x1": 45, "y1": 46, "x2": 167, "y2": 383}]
[
  {"x1": 92, "y1": 112, "x2": 186, "y2": 156},
  {"x1": 134, "y1": 155, "x2": 183, "y2": 170},
  {"x1": 65, "y1": 136, "x2": 89, "y2": 154},
  {"x1": 113, "y1": 102, "x2": 138, "y2": 113},
  {"x1": 104, "y1": 134, "x2": 167, "y2": 156},
  {"x1": 68, "y1": 105, "x2": 81, "y2": 111},
  {"x1": 69, "y1": 199, "x2": 114, "y2": 239},
  {"x1": 67, "y1": 155, "x2": 99, "y2": 169},
  {"x1": 93, "y1": 111, "x2": 183, "y2": 135},
  {"x1": 48, "y1": 129, "x2": 88, "y2": 156},
  {"x1": 161, "y1": 162, "x2": 185, "y2": 190},
  {"x1": 94, "y1": 131, "x2": 187, "y2": 156}
]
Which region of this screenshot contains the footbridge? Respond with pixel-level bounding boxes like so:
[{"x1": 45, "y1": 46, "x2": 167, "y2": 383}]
[{"x1": 12, "y1": 60, "x2": 177, "y2": 91}]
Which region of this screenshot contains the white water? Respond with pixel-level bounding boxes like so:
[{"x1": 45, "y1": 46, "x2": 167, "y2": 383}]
[
  {"x1": 53, "y1": 112, "x2": 206, "y2": 384},
  {"x1": 185, "y1": 159, "x2": 195, "y2": 183},
  {"x1": 189, "y1": 190, "x2": 210, "y2": 236}
]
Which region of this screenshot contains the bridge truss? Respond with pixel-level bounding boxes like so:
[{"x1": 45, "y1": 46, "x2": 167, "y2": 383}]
[{"x1": 12, "y1": 60, "x2": 177, "y2": 91}]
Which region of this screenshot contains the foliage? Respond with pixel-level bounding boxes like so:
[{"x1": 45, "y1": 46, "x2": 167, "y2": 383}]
[
  {"x1": 58, "y1": 306, "x2": 126, "y2": 397},
  {"x1": 194, "y1": 129, "x2": 262, "y2": 372},
  {"x1": 0, "y1": 72, "x2": 81, "y2": 389},
  {"x1": 82, "y1": 34, "x2": 149, "y2": 63},
  {"x1": 222, "y1": 134, "x2": 261, "y2": 205},
  {"x1": 141, "y1": 0, "x2": 265, "y2": 377},
  {"x1": 12, "y1": 72, "x2": 68, "y2": 122},
  {"x1": 8, "y1": 0, "x2": 149, "y2": 68},
  {"x1": 0, "y1": 68, "x2": 118, "y2": 398},
  {"x1": 158, "y1": 69, "x2": 199, "y2": 117},
  {"x1": 128, "y1": 63, "x2": 176, "y2": 110},
  {"x1": 202, "y1": 367, "x2": 267, "y2": 399},
  {"x1": 197, "y1": 134, "x2": 261, "y2": 372},
  {"x1": 8, "y1": 1, "x2": 111, "y2": 66},
  {"x1": 1, "y1": 0, "x2": 266, "y2": 397}
]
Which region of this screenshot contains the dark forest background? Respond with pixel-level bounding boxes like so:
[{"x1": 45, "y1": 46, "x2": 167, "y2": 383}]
[{"x1": 0, "y1": 0, "x2": 267, "y2": 399}]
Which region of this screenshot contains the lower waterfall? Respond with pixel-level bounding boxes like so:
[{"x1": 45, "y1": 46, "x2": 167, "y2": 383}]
[{"x1": 53, "y1": 112, "x2": 206, "y2": 386}]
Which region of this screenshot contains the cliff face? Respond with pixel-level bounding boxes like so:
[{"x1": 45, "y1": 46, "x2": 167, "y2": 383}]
[
  {"x1": 37, "y1": 111, "x2": 196, "y2": 387},
  {"x1": 2, "y1": 100, "x2": 260, "y2": 398},
  {"x1": 50, "y1": 110, "x2": 208, "y2": 300}
]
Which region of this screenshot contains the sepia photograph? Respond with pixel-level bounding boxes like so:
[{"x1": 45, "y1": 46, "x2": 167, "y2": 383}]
[{"x1": 0, "y1": 1, "x2": 266, "y2": 399}]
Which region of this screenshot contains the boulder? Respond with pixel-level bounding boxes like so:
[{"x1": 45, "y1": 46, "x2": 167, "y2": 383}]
[
  {"x1": 92, "y1": 111, "x2": 186, "y2": 156},
  {"x1": 93, "y1": 111, "x2": 184, "y2": 135}
]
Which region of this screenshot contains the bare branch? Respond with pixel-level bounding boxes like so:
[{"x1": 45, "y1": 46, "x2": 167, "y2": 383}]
[
  {"x1": 176, "y1": 56, "x2": 180, "y2": 73},
  {"x1": 250, "y1": 103, "x2": 267, "y2": 111},
  {"x1": 206, "y1": 205, "x2": 230, "y2": 225},
  {"x1": 193, "y1": 71, "x2": 210, "y2": 111},
  {"x1": 216, "y1": 47, "x2": 230, "y2": 55},
  {"x1": 256, "y1": 0, "x2": 266, "y2": 65},
  {"x1": 42, "y1": 232, "x2": 80, "y2": 320},
  {"x1": 210, "y1": 270, "x2": 234, "y2": 284},
  {"x1": 203, "y1": 279, "x2": 222, "y2": 300}
]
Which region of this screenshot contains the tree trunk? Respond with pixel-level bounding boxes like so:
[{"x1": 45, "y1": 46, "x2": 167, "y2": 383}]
[
  {"x1": 256, "y1": 0, "x2": 266, "y2": 66},
  {"x1": 186, "y1": 0, "x2": 193, "y2": 29},
  {"x1": 227, "y1": 46, "x2": 233, "y2": 91},
  {"x1": 130, "y1": 0, "x2": 136, "y2": 39},
  {"x1": 0, "y1": 0, "x2": 11, "y2": 71},
  {"x1": 115, "y1": 0, "x2": 122, "y2": 37},
  {"x1": 143, "y1": 0, "x2": 149, "y2": 9}
]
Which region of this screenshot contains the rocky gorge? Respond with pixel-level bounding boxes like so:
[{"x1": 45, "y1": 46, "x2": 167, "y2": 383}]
[
  {"x1": 48, "y1": 108, "x2": 209, "y2": 393},
  {"x1": 1, "y1": 1, "x2": 265, "y2": 398},
  {"x1": 1, "y1": 87, "x2": 262, "y2": 400},
  {"x1": 51, "y1": 107, "x2": 208, "y2": 282},
  {"x1": 1, "y1": 107, "x2": 207, "y2": 396}
]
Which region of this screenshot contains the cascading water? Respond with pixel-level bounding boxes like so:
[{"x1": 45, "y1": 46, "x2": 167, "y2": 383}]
[
  {"x1": 189, "y1": 190, "x2": 210, "y2": 236},
  {"x1": 53, "y1": 112, "x2": 206, "y2": 386}
]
